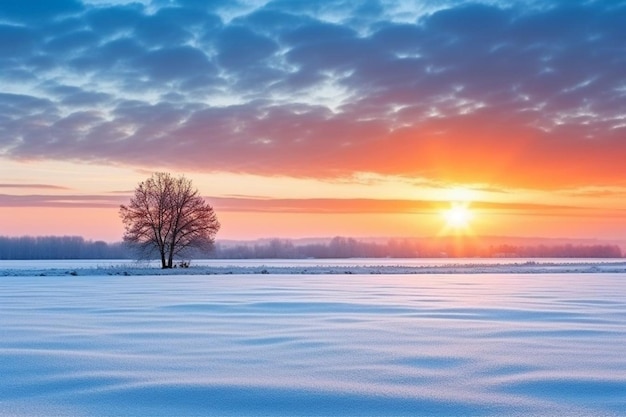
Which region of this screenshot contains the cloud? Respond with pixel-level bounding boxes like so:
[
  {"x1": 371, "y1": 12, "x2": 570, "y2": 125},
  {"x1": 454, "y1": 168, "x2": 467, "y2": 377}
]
[
  {"x1": 0, "y1": 24, "x2": 38, "y2": 57},
  {"x1": 44, "y1": 84, "x2": 112, "y2": 107},
  {"x1": 216, "y1": 26, "x2": 279, "y2": 69},
  {"x1": 1, "y1": 0, "x2": 625, "y2": 189},
  {"x1": 0, "y1": 0, "x2": 83, "y2": 23},
  {"x1": 0, "y1": 194, "x2": 124, "y2": 208},
  {"x1": 0, "y1": 184, "x2": 71, "y2": 190},
  {"x1": 135, "y1": 46, "x2": 216, "y2": 82},
  {"x1": 207, "y1": 197, "x2": 626, "y2": 221},
  {"x1": 0, "y1": 192, "x2": 592, "y2": 216}
]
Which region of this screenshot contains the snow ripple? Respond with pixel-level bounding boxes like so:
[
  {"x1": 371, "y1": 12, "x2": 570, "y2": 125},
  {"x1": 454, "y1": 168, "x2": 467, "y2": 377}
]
[{"x1": 1, "y1": 272, "x2": 625, "y2": 416}]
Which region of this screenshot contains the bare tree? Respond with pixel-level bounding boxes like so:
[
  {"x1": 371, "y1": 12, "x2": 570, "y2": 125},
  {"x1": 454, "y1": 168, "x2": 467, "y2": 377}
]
[{"x1": 119, "y1": 172, "x2": 220, "y2": 268}]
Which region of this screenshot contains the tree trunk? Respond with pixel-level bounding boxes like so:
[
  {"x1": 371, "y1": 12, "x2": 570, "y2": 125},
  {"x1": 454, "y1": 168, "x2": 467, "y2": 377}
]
[
  {"x1": 160, "y1": 249, "x2": 167, "y2": 269},
  {"x1": 167, "y1": 246, "x2": 174, "y2": 268}
]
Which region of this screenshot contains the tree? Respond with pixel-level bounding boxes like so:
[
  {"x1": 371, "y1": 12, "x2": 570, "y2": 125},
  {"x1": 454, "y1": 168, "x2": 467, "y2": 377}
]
[{"x1": 119, "y1": 172, "x2": 220, "y2": 268}]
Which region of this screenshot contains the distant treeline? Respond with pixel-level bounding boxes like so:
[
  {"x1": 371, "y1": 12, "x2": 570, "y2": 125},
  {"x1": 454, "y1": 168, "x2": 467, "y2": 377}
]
[
  {"x1": 211, "y1": 237, "x2": 624, "y2": 259},
  {"x1": 0, "y1": 236, "x2": 128, "y2": 260},
  {"x1": 0, "y1": 235, "x2": 623, "y2": 260}
]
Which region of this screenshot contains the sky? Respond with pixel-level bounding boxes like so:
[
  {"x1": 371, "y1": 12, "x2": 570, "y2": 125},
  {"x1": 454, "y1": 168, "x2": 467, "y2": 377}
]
[{"x1": 1, "y1": 0, "x2": 626, "y2": 242}]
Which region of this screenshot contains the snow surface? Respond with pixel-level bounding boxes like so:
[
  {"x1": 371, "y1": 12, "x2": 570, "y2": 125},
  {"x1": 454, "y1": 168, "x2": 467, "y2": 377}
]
[
  {"x1": 2, "y1": 258, "x2": 626, "y2": 276},
  {"x1": 1, "y1": 261, "x2": 625, "y2": 416}
]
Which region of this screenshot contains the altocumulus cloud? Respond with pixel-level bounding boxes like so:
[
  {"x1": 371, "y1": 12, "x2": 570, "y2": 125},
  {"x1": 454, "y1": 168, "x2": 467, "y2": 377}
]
[{"x1": 1, "y1": 0, "x2": 625, "y2": 188}]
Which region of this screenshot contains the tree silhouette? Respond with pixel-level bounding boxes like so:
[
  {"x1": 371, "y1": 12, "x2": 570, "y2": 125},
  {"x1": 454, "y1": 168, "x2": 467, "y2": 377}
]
[{"x1": 119, "y1": 172, "x2": 220, "y2": 268}]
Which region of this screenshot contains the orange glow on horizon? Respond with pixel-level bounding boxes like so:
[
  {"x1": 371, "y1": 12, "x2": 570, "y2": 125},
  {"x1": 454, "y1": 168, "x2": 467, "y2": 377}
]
[
  {"x1": 1, "y1": 191, "x2": 626, "y2": 243},
  {"x1": 0, "y1": 207, "x2": 124, "y2": 242},
  {"x1": 1, "y1": 203, "x2": 626, "y2": 242}
]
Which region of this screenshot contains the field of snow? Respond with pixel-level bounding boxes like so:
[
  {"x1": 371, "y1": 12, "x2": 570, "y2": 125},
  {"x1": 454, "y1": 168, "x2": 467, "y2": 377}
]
[
  {"x1": 2, "y1": 258, "x2": 626, "y2": 276},
  {"x1": 1, "y1": 260, "x2": 625, "y2": 416}
]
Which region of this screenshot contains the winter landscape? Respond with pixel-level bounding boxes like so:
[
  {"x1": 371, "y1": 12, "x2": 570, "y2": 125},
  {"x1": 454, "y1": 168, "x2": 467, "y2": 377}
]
[
  {"x1": 2, "y1": 259, "x2": 626, "y2": 416},
  {"x1": 2, "y1": 0, "x2": 626, "y2": 415}
]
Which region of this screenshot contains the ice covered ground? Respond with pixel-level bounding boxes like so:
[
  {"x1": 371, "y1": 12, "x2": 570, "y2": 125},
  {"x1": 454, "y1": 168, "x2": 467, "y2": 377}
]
[
  {"x1": 1, "y1": 263, "x2": 626, "y2": 416},
  {"x1": 2, "y1": 258, "x2": 626, "y2": 276}
]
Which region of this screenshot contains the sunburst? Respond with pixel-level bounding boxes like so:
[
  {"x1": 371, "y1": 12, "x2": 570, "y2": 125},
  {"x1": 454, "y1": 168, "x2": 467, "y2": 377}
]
[{"x1": 441, "y1": 202, "x2": 474, "y2": 234}]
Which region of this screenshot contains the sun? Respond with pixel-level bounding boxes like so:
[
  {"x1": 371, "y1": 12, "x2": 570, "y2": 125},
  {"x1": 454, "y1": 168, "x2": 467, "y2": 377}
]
[{"x1": 442, "y1": 203, "x2": 473, "y2": 229}]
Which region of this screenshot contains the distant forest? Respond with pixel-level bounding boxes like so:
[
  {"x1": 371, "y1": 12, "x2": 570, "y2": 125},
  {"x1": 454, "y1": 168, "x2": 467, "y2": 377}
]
[
  {"x1": 212, "y1": 237, "x2": 624, "y2": 259},
  {"x1": 0, "y1": 235, "x2": 622, "y2": 260},
  {"x1": 0, "y1": 236, "x2": 127, "y2": 260}
]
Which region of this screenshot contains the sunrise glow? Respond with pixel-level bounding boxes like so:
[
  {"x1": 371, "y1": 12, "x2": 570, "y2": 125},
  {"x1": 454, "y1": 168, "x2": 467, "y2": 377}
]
[
  {"x1": 0, "y1": 0, "x2": 624, "y2": 245},
  {"x1": 443, "y1": 203, "x2": 474, "y2": 230}
]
